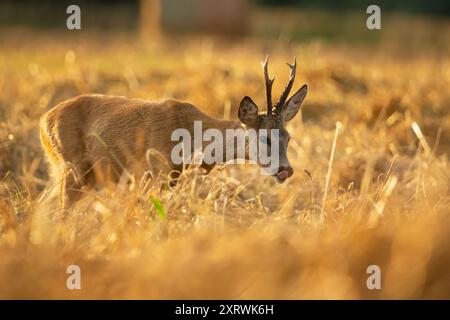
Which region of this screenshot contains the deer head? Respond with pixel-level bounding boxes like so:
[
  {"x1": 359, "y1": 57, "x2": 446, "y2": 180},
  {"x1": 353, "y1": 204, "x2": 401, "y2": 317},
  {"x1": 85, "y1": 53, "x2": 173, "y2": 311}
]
[{"x1": 238, "y1": 56, "x2": 308, "y2": 183}]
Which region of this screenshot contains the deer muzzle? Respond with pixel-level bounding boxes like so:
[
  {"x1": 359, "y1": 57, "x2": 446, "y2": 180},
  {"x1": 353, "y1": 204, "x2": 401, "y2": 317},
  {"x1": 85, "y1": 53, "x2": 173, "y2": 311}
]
[{"x1": 275, "y1": 166, "x2": 293, "y2": 183}]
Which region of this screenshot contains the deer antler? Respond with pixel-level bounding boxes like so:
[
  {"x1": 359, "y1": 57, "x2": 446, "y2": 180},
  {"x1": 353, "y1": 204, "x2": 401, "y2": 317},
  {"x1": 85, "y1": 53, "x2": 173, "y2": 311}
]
[
  {"x1": 274, "y1": 57, "x2": 296, "y2": 114},
  {"x1": 262, "y1": 55, "x2": 274, "y2": 116}
]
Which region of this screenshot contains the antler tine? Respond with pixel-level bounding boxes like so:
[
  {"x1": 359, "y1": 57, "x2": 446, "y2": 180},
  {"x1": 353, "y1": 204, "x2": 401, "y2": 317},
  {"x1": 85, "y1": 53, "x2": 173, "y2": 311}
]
[
  {"x1": 275, "y1": 57, "x2": 297, "y2": 113},
  {"x1": 262, "y1": 55, "x2": 274, "y2": 116}
]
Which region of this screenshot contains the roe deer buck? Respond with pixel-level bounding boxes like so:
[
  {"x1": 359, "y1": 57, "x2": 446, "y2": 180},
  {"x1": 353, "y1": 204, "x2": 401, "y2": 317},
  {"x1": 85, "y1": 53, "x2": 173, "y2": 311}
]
[{"x1": 40, "y1": 56, "x2": 307, "y2": 209}]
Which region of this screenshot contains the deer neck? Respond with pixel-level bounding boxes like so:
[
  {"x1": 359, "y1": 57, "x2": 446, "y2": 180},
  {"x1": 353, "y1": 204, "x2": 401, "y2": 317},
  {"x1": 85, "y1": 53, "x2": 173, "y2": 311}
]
[{"x1": 201, "y1": 117, "x2": 250, "y2": 162}]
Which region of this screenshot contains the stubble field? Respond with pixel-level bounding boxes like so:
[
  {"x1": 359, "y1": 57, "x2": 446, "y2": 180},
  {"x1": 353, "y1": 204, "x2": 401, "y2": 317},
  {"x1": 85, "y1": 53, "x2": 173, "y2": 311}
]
[{"x1": 0, "y1": 18, "x2": 449, "y2": 298}]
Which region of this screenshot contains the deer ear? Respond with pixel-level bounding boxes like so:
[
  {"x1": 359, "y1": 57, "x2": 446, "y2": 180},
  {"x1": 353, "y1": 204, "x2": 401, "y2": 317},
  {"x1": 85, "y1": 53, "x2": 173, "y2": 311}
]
[
  {"x1": 282, "y1": 84, "x2": 307, "y2": 122},
  {"x1": 238, "y1": 96, "x2": 260, "y2": 127}
]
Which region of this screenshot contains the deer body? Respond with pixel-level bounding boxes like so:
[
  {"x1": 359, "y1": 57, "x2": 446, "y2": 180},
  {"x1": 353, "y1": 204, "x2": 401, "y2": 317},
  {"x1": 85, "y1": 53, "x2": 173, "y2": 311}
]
[
  {"x1": 40, "y1": 57, "x2": 307, "y2": 210},
  {"x1": 40, "y1": 94, "x2": 242, "y2": 208}
]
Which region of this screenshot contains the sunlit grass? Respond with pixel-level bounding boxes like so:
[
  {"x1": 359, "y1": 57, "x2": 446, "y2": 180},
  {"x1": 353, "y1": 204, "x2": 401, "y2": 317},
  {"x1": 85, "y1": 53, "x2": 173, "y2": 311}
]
[{"x1": 0, "y1": 23, "x2": 449, "y2": 299}]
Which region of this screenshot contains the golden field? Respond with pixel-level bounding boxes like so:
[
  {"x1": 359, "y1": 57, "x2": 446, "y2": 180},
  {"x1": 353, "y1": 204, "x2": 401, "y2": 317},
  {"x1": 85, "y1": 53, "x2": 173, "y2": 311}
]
[{"x1": 0, "y1": 13, "x2": 450, "y2": 299}]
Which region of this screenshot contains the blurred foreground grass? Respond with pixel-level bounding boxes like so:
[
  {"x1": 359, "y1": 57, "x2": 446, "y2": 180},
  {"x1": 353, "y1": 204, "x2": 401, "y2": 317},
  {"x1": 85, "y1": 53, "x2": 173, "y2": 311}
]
[{"x1": 0, "y1": 16, "x2": 449, "y2": 298}]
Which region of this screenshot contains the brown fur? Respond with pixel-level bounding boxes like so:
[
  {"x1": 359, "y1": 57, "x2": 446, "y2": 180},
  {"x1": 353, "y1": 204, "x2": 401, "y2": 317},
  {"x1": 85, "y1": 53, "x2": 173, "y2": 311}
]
[{"x1": 39, "y1": 94, "x2": 241, "y2": 209}]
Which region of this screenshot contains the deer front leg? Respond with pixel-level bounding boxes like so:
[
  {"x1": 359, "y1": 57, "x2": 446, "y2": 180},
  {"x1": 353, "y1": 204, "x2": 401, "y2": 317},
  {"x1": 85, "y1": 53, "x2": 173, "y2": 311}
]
[{"x1": 60, "y1": 164, "x2": 85, "y2": 211}]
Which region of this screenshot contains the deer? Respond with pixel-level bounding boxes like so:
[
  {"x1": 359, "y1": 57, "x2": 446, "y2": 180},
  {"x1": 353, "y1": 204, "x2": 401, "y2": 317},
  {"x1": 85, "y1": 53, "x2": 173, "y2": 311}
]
[{"x1": 39, "y1": 56, "x2": 307, "y2": 210}]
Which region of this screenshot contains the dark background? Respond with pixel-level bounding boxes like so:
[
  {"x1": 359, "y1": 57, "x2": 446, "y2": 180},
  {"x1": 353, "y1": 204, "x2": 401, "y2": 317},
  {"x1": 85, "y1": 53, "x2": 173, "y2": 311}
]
[
  {"x1": 260, "y1": 0, "x2": 450, "y2": 15},
  {"x1": 1, "y1": 0, "x2": 449, "y2": 30}
]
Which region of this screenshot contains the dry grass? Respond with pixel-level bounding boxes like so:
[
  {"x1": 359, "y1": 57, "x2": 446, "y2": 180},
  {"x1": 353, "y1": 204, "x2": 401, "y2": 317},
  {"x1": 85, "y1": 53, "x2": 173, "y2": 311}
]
[{"x1": 0, "y1": 23, "x2": 449, "y2": 299}]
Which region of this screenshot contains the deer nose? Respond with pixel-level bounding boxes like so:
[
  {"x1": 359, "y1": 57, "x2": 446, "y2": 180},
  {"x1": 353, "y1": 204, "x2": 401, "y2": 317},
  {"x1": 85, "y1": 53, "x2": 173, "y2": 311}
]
[{"x1": 276, "y1": 166, "x2": 293, "y2": 180}]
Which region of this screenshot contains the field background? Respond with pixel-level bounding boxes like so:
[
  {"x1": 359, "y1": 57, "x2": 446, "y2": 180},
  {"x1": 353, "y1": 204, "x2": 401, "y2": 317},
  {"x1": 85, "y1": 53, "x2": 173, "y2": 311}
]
[{"x1": 0, "y1": 1, "x2": 449, "y2": 299}]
